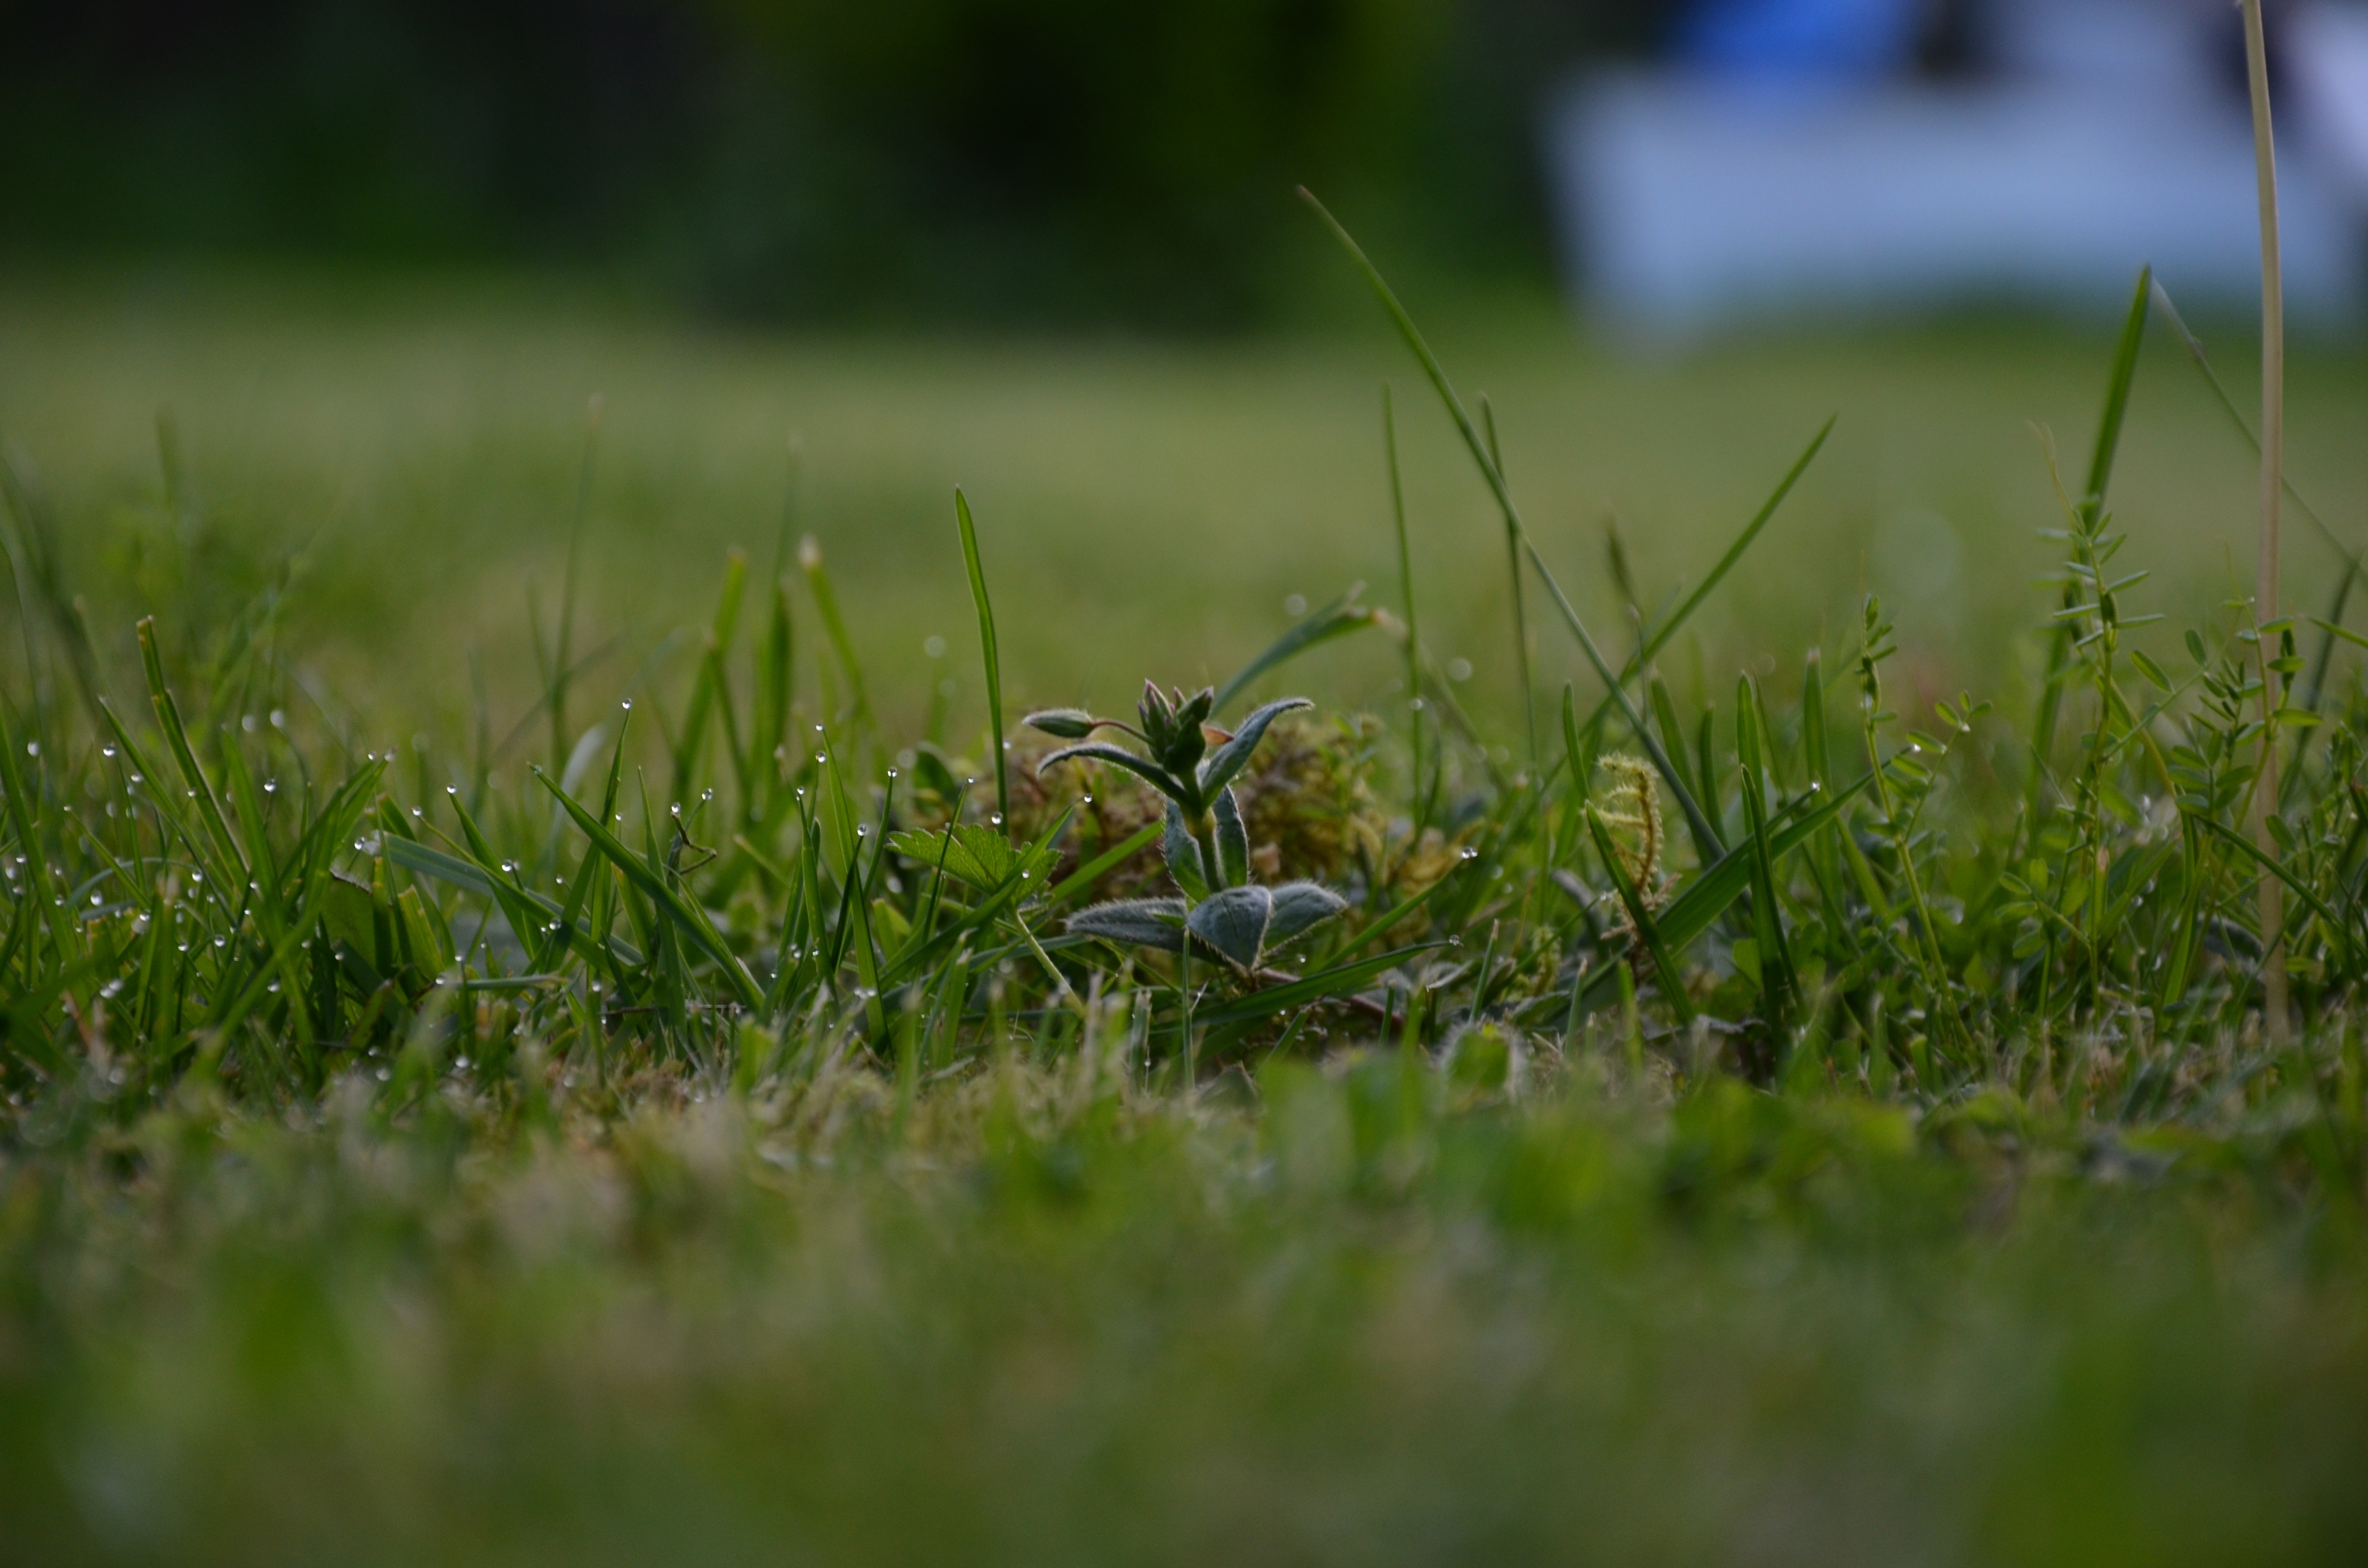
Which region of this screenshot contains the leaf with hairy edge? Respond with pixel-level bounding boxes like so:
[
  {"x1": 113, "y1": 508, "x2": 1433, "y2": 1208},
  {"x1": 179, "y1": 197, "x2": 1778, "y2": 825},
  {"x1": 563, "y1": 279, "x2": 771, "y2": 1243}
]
[
  {"x1": 1037, "y1": 741, "x2": 1181, "y2": 800},
  {"x1": 1266, "y1": 881, "x2": 1347, "y2": 944},
  {"x1": 1065, "y1": 897, "x2": 1188, "y2": 952},
  {"x1": 1188, "y1": 885, "x2": 1272, "y2": 972},
  {"x1": 1197, "y1": 696, "x2": 1312, "y2": 795},
  {"x1": 1163, "y1": 801, "x2": 1209, "y2": 900},
  {"x1": 1214, "y1": 786, "x2": 1250, "y2": 888}
]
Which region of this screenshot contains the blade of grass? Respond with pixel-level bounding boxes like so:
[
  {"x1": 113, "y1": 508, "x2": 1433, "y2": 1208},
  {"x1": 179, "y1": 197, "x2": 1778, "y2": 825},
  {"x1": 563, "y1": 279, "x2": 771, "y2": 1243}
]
[
  {"x1": 1477, "y1": 393, "x2": 1538, "y2": 765},
  {"x1": 2033, "y1": 267, "x2": 2151, "y2": 816},
  {"x1": 1587, "y1": 805, "x2": 1694, "y2": 1025},
  {"x1": 799, "y1": 534, "x2": 875, "y2": 746},
  {"x1": 1580, "y1": 418, "x2": 1834, "y2": 740},
  {"x1": 2241, "y1": 0, "x2": 2288, "y2": 1033},
  {"x1": 1301, "y1": 188, "x2": 1716, "y2": 851},
  {"x1": 534, "y1": 767, "x2": 762, "y2": 1010},
  {"x1": 1211, "y1": 588, "x2": 1377, "y2": 715},
  {"x1": 1382, "y1": 385, "x2": 1427, "y2": 832},
  {"x1": 552, "y1": 393, "x2": 602, "y2": 774},
  {"x1": 954, "y1": 488, "x2": 1008, "y2": 834}
]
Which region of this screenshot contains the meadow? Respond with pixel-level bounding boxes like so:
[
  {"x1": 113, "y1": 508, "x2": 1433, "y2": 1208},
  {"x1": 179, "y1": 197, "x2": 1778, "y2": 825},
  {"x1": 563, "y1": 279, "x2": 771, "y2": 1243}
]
[{"x1": 5, "y1": 229, "x2": 2368, "y2": 1564}]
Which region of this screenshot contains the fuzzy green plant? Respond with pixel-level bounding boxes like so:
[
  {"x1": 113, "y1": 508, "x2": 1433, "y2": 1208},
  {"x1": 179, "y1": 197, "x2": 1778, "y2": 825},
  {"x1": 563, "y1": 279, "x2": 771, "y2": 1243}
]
[{"x1": 1025, "y1": 687, "x2": 1347, "y2": 977}]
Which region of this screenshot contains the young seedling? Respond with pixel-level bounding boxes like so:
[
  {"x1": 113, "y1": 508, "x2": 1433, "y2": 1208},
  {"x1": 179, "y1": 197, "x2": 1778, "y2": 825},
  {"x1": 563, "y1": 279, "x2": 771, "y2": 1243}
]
[{"x1": 1027, "y1": 687, "x2": 1347, "y2": 978}]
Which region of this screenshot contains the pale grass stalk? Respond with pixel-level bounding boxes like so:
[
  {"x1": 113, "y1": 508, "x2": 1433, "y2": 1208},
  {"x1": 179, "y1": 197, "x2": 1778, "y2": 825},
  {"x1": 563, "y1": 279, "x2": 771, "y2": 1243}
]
[{"x1": 2241, "y1": 0, "x2": 2288, "y2": 1035}]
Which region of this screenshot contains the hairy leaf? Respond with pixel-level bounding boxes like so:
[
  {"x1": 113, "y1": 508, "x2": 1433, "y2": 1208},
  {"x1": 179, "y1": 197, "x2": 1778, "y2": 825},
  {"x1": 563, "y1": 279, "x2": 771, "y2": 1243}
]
[
  {"x1": 1197, "y1": 696, "x2": 1312, "y2": 795},
  {"x1": 1187, "y1": 885, "x2": 1272, "y2": 972},
  {"x1": 1265, "y1": 881, "x2": 1348, "y2": 944},
  {"x1": 1065, "y1": 897, "x2": 1188, "y2": 952}
]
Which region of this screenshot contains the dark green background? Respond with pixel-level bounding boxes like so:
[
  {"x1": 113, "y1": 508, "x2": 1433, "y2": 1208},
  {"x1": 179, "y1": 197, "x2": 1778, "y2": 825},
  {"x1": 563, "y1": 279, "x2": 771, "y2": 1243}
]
[{"x1": 0, "y1": 0, "x2": 1681, "y2": 327}]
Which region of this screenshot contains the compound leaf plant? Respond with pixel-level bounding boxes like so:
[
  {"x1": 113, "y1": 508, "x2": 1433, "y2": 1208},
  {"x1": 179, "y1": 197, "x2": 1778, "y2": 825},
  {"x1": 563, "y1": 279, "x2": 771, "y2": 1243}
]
[{"x1": 1027, "y1": 687, "x2": 1346, "y2": 974}]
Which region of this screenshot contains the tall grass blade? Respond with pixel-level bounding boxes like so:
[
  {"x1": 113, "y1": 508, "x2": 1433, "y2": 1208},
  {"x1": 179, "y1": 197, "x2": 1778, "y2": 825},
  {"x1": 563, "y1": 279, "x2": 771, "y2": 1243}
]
[
  {"x1": 1382, "y1": 386, "x2": 1426, "y2": 827},
  {"x1": 2241, "y1": 0, "x2": 2289, "y2": 1032},
  {"x1": 1212, "y1": 588, "x2": 1376, "y2": 714},
  {"x1": 1298, "y1": 189, "x2": 1714, "y2": 850},
  {"x1": 800, "y1": 535, "x2": 876, "y2": 744},
  {"x1": 1587, "y1": 806, "x2": 1693, "y2": 1025},
  {"x1": 2031, "y1": 267, "x2": 2151, "y2": 817},
  {"x1": 954, "y1": 488, "x2": 1008, "y2": 834},
  {"x1": 552, "y1": 394, "x2": 601, "y2": 773}
]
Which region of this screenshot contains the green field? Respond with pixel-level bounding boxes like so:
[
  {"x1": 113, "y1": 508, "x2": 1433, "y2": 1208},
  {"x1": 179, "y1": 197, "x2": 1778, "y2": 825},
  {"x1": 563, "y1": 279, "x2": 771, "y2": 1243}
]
[{"x1": 6, "y1": 266, "x2": 2368, "y2": 1564}]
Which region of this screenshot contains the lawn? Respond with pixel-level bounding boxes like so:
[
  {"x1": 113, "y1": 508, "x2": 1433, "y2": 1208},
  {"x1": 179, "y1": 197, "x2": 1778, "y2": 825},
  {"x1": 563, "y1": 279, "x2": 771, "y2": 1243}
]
[{"x1": 5, "y1": 263, "x2": 2368, "y2": 1565}]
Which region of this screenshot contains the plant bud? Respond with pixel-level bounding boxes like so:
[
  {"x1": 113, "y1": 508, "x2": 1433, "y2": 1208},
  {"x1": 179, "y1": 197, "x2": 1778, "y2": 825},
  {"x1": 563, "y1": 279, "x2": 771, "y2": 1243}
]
[{"x1": 1023, "y1": 708, "x2": 1099, "y2": 739}]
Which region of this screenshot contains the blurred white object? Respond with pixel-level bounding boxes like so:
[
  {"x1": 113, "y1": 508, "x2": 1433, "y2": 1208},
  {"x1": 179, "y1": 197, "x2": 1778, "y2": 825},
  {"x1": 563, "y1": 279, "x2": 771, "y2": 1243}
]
[
  {"x1": 1547, "y1": 0, "x2": 2367, "y2": 334},
  {"x1": 2290, "y1": 2, "x2": 2368, "y2": 201}
]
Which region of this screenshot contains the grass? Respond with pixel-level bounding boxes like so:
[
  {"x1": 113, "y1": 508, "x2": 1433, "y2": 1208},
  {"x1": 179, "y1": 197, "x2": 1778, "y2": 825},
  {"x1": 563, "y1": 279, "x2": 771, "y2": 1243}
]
[{"x1": 4, "y1": 242, "x2": 2368, "y2": 1561}]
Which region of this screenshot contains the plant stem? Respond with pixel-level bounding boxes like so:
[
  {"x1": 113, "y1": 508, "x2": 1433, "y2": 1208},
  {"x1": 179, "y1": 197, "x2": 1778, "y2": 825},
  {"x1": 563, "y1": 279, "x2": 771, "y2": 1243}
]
[{"x1": 2241, "y1": 0, "x2": 2288, "y2": 1036}]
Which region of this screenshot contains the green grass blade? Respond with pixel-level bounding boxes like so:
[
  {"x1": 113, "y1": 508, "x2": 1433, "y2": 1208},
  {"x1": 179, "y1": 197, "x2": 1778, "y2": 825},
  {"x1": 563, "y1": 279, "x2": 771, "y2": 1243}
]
[
  {"x1": 2198, "y1": 815, "x2": 2351, "y2": 961},
  {"x1": 1736, "y1": 675, "x2": 1798, "y2": 1027},
  {"x1": 1382, "y1": 385, "x2": 1426, "y2": 825},
  {"x1": 536, "y1": 769, "x2": 758, "y2": 1006},
  {"x1": 954, "y1": 488, "x2": 1008, "y2": 833},
  {"x1": 136, "y1": 618, "x2": 248, "y2": 881},
  {"x1": 672, "y1": 548, "x2": 749, "y2": 804},
  {"x1": 1586, "y1": 806, "x2": 1694, "y2": 1025},
  {"x1": 1042, "y1": 821, "x2": 1164, "y2": 911},
  {"x1": 1299, "y1": 188, "x2": 1714, "y2": 844},
  {"x1": 552, "y1": 394, "x2": 602, "y2": 775},
  {"x1": 1479, "y1": 392, "x2": 1538, "y2": 764},
  {"x1": 1188, "y1": 943, "x2": 1444, "y2": 1030},
  {"x1": 800, "y1": 535, "x2": 875, "y2": 746},
  {"x1": 1585, "y1": 417, "x2": 1833, "y2": 737},
  {"x1": 2084, "y1": 266, "x2": 2152, "y2": 507},
  {"x1": 1211, "y1": 589, "x2": 1377, "y2": 715}
]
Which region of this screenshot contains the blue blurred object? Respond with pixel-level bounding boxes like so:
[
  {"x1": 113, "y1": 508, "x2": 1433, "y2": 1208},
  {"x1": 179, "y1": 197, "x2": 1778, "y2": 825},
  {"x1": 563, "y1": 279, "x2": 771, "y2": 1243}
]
[{"x1": 1677, "y1": 0, "x2": 1929, "y2": 80}]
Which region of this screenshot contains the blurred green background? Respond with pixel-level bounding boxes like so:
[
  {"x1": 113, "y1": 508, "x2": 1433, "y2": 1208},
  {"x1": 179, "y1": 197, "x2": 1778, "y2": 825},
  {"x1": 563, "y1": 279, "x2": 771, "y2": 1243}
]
[
  {"x1": 0, "y1": 0, "x2": 1675, "y2": 327},
  {"x1": 3, "y1": 1, "x2": 2365, "y2": 750}
]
